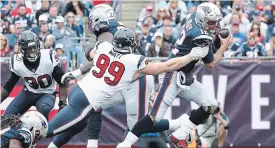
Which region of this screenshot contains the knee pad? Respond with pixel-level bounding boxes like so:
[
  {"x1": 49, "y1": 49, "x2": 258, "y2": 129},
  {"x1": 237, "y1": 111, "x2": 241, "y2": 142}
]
[
  {"x1": 203, "y1": 106, "x2": 220, "y2": 114},
  {"x1": 189, "y1": 107, "x2": 211, "y2": 125}
]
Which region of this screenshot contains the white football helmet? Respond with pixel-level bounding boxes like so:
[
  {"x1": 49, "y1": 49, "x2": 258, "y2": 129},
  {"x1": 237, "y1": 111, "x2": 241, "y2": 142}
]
[
  {"x1": 20, "y1": 111, "x2": 48, "y2": 144},
  {"x1": 195, "y1": 2, "x2": 222, "y2": 35},
  {"x1": 88, "y1": 4, "x2": 115, "y2": 32}
]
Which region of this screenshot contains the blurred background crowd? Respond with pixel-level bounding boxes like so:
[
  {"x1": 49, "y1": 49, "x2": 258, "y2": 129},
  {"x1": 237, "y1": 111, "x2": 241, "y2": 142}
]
[
  {"x1": 0, "y1": 0, "x2": 275, "y2": 68},
  {"x1": 135, "y1": 0, "x2": 275, "y2": 59}
]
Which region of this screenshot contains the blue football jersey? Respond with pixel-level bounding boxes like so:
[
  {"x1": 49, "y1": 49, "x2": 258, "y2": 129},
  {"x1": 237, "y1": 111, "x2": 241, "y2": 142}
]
[
  {"x1": 1, "y1": 127, "x2": 32, "y2": 148},
  {"x1": 171, "y1": 13, "x2": 215, "y2": 73}
]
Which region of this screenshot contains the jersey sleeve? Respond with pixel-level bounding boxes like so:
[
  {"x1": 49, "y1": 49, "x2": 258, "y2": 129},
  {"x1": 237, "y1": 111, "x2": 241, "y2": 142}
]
[
  {"x1": 202, "y1": 43, "x2": 215, "y2": 64},
  {"x1": 50, "y1": 49, "x2": 60, "y2": 67},
  {"x1": 9, "y1": 55, "x2": 17, "y2": 74},
  {"x1": 93, "y1": 41, "x2": 112, "y2": 54},
  {"x1": 137, "y1": 55, "x2": 148, "y2": 71}
]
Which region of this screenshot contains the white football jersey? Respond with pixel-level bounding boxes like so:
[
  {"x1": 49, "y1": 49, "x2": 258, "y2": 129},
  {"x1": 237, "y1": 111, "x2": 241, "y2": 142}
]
[
  {"x1": 10, "y1": 49, "x2": 59, "y2": 94},
  {"x1": 78, "y1": 41, "x2": 148, "y2": 100}
]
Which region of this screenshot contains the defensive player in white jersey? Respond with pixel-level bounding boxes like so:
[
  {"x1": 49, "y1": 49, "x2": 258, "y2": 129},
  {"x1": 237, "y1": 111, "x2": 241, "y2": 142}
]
[
  {"x1": 1, "y1": 111, "x2": 48, "y2": 148},
  {"x1": 1, "y1": 31, "x2": 68, "y2": 119},
  {"x1": 44, "y1": 27, "x2": 209, "y2": 143}
]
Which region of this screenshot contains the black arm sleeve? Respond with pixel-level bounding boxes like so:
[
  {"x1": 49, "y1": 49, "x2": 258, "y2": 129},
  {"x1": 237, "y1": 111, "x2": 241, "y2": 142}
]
[
  {"x1": 52, "y1": 64, "x2": 66, "y2": 86},
  {"x1": 2, "y1": 72, "x2": 20, "y2": 92}
]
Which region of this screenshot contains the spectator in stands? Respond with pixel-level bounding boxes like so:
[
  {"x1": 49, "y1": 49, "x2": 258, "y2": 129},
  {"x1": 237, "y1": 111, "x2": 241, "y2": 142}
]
[
  {"x1": 250, "y1": 22, "x2": 265, "y2": 43},
  {"x1": 249, "y1": 10, "x2": 268, "y2": 38},
  {"x1": 186, "y1": 0, "x2": 201, "y2": 10},
  {"x1": 51, "y1": 0, "x2": 64, "y2": 14},
  {"x1": 32, "y1": 14, "x2": 52, "y2": 35},
  {"x1": 234, "y1": 32, "x2": 266, "y2": 57},
  {"x1": 168, "y1": 0, "x2": 186, "y2": 26},
  {"x1": 13, "y1": 43, "x2": 19, "y2": 54},
  {"x1": 38, "y1": 21, "x2": 50, "y2": 42},
  {"x1": 221, "y1": 5, "x2": 250, "y2": 32},
  {"x1": 35, "y1": 0, "x2": 50, "y2": 22},
  {"x1": 0, "y1": 34, "x2": 10, "y2": 57},
  {"x1": 157, "y1": 16, "x2": 178, "y2": 38},
  {"x1": 266, "y1": 30, "x2": 275, "y2": 56},
  {"x1": 65, "y1": 12, "x2": 83, "y2": 37},
  {"x1": 8, "y1": 24, "x2": 15, "y2": 34},
  {"x1": 138, "y1": 16, "x2": 157, "y2": 33},
  {"x1": 147, "y1": 32, "x2": 171, "y2": 57},
  {"x1": 265, "y1": 16, "x2": 275, "y2": 42},
  {"x1": 52, "y1": 16, "x2": 84, "y2": 65},
  {"x1": 48, "y1": 6, "x2": 59, "y2": 30},
  {"x1": 12, "y1": 4, "x2": 32, "y2": 30},
  {"x1": 55, "y1": 43, "x2": 65, "y2": 57},
  {"x1": 138, "y1": 1, "x2": 155, "y2": 24},
  {"x1": 6, "y1": 23, "x2": 23, "y2": 50},
  {"x1": 231, "y1": 23, "x2": 246, "y2": 44},
  {"x1": 63, "y1": 0, "x2": 85, "y2": 17},
  {"x1": 136, "y1": 21, "x2": 154, "y2": 56},
  {"x1": 224, "y1": 13, "x2": 249, "y2": 35},
  {"x1": 43, "y1": 34, "x2": 55, "y2": 50},
  {"x1": 155, "y1": 7, "x2": 170, "y2": 28},
  {"x1": 163, "y1": 25, "x2": 176, "y2": 48},
  {"x1": 1, "y1": 7, "x2": 10, "y2": 34},
  {"x1": 10, "y1": 1, "x2": 32, "y2": 18}
]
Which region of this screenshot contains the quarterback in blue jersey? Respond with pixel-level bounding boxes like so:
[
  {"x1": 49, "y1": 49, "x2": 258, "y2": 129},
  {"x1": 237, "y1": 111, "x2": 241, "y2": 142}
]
[
  {"x1": 118, "y1": 2, "x2": 233, "y2": 148},
  {"x1": 1, "y1": 111, "x2": 48, "y2": 148}
]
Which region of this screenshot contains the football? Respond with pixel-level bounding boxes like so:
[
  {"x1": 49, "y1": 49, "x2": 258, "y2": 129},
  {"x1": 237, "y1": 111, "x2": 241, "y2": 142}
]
[{"x1": 219, "y1": 28, "x2": 230, "y2": 38}]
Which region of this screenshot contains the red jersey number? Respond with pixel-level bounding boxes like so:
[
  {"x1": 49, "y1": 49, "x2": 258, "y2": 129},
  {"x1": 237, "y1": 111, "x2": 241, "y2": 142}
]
[{"x1": 92, "y1": 54, "x2": 125, "y2": 86}]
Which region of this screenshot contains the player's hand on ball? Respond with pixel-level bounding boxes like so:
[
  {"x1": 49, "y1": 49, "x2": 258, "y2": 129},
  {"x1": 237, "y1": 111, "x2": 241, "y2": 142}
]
[
  {"x1": 61, "y1": 69, "x2": 82, "y2": 84},
  {"x1": 219, "y1": 29, "x2": 233, "y2": 49},
  {"x1": 190, "y1": 46, "x2": 209, "y2": 60}
]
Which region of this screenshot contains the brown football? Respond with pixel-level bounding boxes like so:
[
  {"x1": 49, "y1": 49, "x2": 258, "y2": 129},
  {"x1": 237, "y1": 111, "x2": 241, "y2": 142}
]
[{"x1": 219, "y1": 28, "x2": 230, "y2": 38}]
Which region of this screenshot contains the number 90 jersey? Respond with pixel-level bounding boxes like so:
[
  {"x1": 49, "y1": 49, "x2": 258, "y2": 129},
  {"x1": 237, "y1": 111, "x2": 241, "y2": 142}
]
[
  {"x1": 78, "y1": 41, "x2": 147, "y2": 99},
  {"x1": 10, "y1": 49, "x2": 59, "y2": 94}
]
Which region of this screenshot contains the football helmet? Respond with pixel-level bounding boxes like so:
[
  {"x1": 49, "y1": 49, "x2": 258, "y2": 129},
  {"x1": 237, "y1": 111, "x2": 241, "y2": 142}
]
[
  {"x1": 113, "y1": 27, "x2": 139, "y2": 54},
  {"x1": 195, "y1": 2, "x2": 222, "y2": 35},
  {"x1": 18, "y1": 30, "x2": 41, "y2": 62},
  {"x1": 88, "y1": 4, "x2": 115, "y2": 32},
  {"x1": 20, "y1": 111, "x2": 48, "y2": 144}
]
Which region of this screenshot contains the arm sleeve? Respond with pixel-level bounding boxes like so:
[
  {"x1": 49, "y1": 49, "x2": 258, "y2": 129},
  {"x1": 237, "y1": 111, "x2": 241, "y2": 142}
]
[
  {"x1": 201, "y1": 44, "x2": 214, "y2": 64},
  {"x1": 84, "y1": 48, "x2": 94, "y2": 61},
  {"x1": 52, "y1": 64, "x2": 66, "y2": 86},
  {"x1": 2, "y1": 71, "x2": 20, "y2": 92}
]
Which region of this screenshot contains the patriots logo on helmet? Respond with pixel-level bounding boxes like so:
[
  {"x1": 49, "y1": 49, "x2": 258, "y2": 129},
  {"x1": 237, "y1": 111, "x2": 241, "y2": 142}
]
[{"x1": 200, "y1": 6, "x2": 212, "y2": 14}]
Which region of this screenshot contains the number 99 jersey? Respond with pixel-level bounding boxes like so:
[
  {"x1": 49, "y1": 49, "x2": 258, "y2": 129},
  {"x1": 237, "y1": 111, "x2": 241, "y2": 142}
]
[
  {"x1": 78, "y1": 41, "x2": 148, "y2": 108},
  {"x1": 10, "y1": 49, "x2": 59, "y2": 94}
]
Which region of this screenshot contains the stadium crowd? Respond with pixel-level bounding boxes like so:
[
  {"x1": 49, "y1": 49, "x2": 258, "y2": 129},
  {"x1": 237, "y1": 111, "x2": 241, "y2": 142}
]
[
  {"x1": 135, "y1": 0, "x2": 275, "y2": 58},
  {"x1": 0, "y1": 0, "x2": 275, "y2": 64},
  {"x1": 0, "y1": 0, "x2": 114, "y2": 66}
]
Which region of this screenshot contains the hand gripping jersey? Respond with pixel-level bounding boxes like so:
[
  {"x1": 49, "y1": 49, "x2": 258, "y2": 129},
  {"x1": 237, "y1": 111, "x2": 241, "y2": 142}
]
[
  {"x1": 78, "y1": 41, "x2": 147, "y2": 103},
  {"x1": 9, "y1": 49, "x2": 60, "y2": 94}
]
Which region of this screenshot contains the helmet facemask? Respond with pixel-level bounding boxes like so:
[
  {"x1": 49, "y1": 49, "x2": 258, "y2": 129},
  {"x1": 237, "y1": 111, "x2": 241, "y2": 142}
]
[
  {"x1": 20, "y1": 41, "x2": 41, "y2": 62},
  {"x1": 204, "y1": 18, "x2": 222, "y2": 35}
]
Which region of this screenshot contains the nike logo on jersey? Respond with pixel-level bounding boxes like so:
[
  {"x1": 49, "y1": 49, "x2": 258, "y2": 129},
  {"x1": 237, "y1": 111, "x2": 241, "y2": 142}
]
[{"x1": 127, "y1": 88, "x2": 131, "y2": 91}]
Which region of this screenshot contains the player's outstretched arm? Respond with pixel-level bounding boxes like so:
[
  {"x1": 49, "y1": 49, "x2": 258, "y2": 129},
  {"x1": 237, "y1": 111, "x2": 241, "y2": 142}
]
[
  {"x1": 205, "y1": 34, "x2": 233, "y2": 68},
  {"x1": 135, "y1": 46, "x2": 209, "y2": 78},
  {"x1": 1, "y1": 72, "x2": 20, "y2": 103}
]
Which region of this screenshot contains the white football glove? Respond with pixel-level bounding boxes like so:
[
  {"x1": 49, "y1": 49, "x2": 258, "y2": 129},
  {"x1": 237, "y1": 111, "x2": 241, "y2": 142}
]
[
  {"x1": 61, "y1": 69, "x2": 82, "y2": 84},
  {"x1": 189, "y1": 46, "x2": 209, "y2": 60}
]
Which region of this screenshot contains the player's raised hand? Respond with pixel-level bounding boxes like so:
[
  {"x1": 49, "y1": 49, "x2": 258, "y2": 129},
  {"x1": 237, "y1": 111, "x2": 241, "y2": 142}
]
[
  {"x1": 61, "y1": 69, "x2": 82, "y2": 84},
  {"x1": 189, "y1": 46, "x2": 209, "y2": 60},
  {"x1": 219, "y1": 32, "x2": 233, "y2": 49}
]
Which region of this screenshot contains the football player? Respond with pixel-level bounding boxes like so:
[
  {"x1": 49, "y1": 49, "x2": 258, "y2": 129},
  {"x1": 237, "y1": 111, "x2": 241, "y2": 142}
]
[
  {"x1": 118, "y1": 2, "x2": 233, "y2": 148},
  {"x1": 44, "y1": 27, "x2": 209, "y2": 147},
  {"x1": 1, "y1": 111, "x2": 48, "y2": 148},
  {"x1": 1, "y1": 31, "x2": 68, "y2": 119}
]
